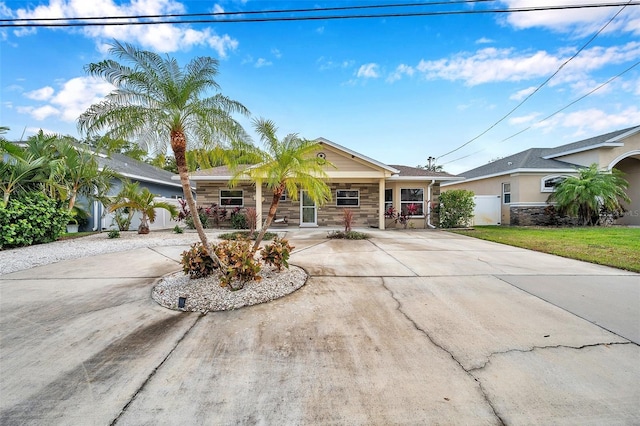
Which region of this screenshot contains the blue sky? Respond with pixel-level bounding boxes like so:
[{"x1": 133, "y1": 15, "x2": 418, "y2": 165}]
[{"x1": 1, "y1": 0, "x2": 639, "y2": 174}]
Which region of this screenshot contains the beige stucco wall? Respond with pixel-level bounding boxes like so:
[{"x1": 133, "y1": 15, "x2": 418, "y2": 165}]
[
  {"x1": 615, "y1": 156, "x2": 640, "y2": 225},
  {"x1": 555, "y1": 131, "x2": 640, "y2": 169},
  {"x1": 443, "y1": 175, "x2": 517, "y2": 224}
]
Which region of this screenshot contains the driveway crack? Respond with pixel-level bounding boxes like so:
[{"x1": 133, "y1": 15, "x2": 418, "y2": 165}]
[
  {"x1": 380, "y1": 280, "x2": 506, "y2": 425},
  {"x1": 109, "y1": 313, "x2": 203, "y2": 425},
  {"x1": 468, "y1": 341, "x2": 634, "y2": 373}
]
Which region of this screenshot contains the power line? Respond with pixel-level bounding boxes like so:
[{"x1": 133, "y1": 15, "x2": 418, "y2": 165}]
[
  {"x1": 436, "y1": 0, "x2": 635, "y2": 161},
  {"x1": 1, "y1": 2, "x2": 638, "y2": 28},
  {"x1": 0, "y1": 0, "x2": 495, "y2": 23},
  {"x1": 441, "y1": 60, "x2": 640, "y2": 166}
]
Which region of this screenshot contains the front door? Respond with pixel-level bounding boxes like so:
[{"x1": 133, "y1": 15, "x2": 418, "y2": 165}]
[{"x1": 300, "y1": 190, "x2": 317, "y2": 227}]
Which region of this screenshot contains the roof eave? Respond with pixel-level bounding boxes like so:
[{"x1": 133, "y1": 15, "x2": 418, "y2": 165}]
[
  {"x1": 441, "y1": 167, "x2": 580, "y2": 186},
  {"x1": 315, "y1": 137, "x2": 400, "y2": 174},
  {"x1": 543, "y1": 142, "x2": 625, "y2": 159}
]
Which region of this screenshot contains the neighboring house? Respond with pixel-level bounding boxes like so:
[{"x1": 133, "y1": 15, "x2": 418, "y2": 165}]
[
  {"x1": 87, "y1": 152, "x2": 185, "y2": 231},
  {"x1": 442, "y1": 125, "x2": 640, "y2": 226},
  {"x1": 179, "y1": 138, "x2": 462, "y2": 230}
]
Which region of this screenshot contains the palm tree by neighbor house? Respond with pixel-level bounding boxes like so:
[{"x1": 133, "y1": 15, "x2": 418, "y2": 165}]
[
  {"x1": 78, "y1": 41, "x2": 249, "y2": 263},
  {"x1": 230, "y1": 118, "x2": 333, "y2": 251},
  {"x1": 548, "y1": 163, "x2": 630, "y2": 226},
  {"x1": 109, "y1": 182, "x2": 178, "y2": 234}
]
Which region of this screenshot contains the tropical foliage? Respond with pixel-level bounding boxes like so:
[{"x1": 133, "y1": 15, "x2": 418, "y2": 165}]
[
  {"x1": 438, "y1": 189, "x2": 475, "y2": 228},
  {"x1": 230, "y1": 118, "x2": 332, "y2": 250},
  {"x1": 548, "y1": 164, "x2": 630, "y2": 226},
  {"x1": 108, "y1": 182, "x2": 178, "y2": 234},
  {"x1": 0, "y1": 131, "x2": 117, "y2": 215},
  {"x1": 79, "y1": 41, "x2": 249, "y2": 264}
]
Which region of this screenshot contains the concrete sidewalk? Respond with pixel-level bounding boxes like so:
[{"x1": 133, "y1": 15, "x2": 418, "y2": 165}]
[{"x1": 0, "y1": 229, "x2": 638, "y2": 425}]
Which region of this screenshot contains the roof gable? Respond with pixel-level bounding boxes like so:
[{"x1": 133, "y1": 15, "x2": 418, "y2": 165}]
[{"x1": 543, "y1": 125, "x2": 639, "y2": 159}]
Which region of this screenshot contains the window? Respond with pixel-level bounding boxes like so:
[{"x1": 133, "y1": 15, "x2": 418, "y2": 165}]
[
  {"x1": 280, "y1": 193, "x2": 287, "y2": 201},
  {"x1": 336, "y1": 190, "x2": 359, "y2": 207},
  {"x1": 400, "y1": 188, "x2": 424, "y2": 216},
  {"x1": 541, "y1": 176, "x2": 566, "y2": 192},
  {"x1": 502, "y1": 183, "x2": 511, "y2": 204},
  {"x1": 220, "y1": 189, "x2": 243, "y2": 207},
  {"x1": 385, "y1": 188, "x2": 393, "y2": 213}
]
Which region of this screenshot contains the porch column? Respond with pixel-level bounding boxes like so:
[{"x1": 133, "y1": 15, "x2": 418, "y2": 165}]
[
  {"x1": 255, "y1": 179, "x2": 263, "y2": 231},
  {"x1": 379, "y1": 178, "x2": 386, "y2": 230}
]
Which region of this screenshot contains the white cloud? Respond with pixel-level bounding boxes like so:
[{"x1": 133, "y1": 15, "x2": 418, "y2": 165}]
[
  {"x1": 509, "y1": 113, "x2": 540, "y2": 125},
  {"x1": 255, "y1": 58, "x2": 272, "y2": 68},
  {"x1": 316, "y1": 26, "x2": 325, "y2": 34},
  {"x1": 213, "y1": 4, "x2": 225, "y2": 14},
  {"x1": 499, "y1": 0, "x2": 640, "y2": 36},
  {"x1": 271, "y1": 48, "x2": 282, "y2": 58},
  {"x1": 476, "y1": 37, "x2": 494, "y2": 44},
  {"x1": 51, "y1": 77, "x2": 114, "y2": 122},
  {"x1": 17, "y1": 76, "x2": 114, "y2": 123},
  {"x1": 510, "y1": 86, "x2": 537, "y2": 101},
  {"x1": 317, "y1": 57, "x2": 354, "y2": 71},
  {"x1": 7, "y1": 0, "x2": 239, "y2": 56},
  {"x1": 356, "y1": 63, "x2": 380, "y2": 79},
  {"x1": 414, "y1": 42, "x2": 640, "y2": 87},
  {"x1": 17, "y1": 105, "x2": 59, "y2": 120},
  {"x1": 386, "y1": 64, "x2": 414, "y2": 83},
  {"x1": 534, "y1": 107, "x2": 640, "y2": 134},
  {"x1": 24, "y1": 86, "x2": 54, "y2": 101}
]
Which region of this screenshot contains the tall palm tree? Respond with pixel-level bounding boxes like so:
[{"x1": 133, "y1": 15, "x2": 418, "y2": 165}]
[
  {"x1": 230, "y1": 118, "x2": 332, "y2": 251},
  {"x1": 78, "y1": 41, "x2": 249, "y2": 262},
  {"x1": 548, "y1": 163, "x2": 630, "y2": 226},
  {"x1": 109, "y1": 182, "x2": 178, "y2": 234}
]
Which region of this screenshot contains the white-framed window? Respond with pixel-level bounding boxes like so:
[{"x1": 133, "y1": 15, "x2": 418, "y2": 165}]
[
  {"x1": 400, "y1": 188, "x2": 424, "y2": 216},
  {"x1": 385, "y1": 188, "x2": 393, "y2": 213},
  {"x1": 502, "y1": 183, "x2": 511, "y2": 204},
  {"x1": 280, "y1": 193, "x2": 287, "y2": 201},
  {"x1": 541, "y1": 175, "x2": 566, "y2": 192},
  {"x1": 220, "y1": 189, "x2": 243, "y2": 207},
  {"x1": 336, "y1": 190, "x2": 359, "y2": 207}
]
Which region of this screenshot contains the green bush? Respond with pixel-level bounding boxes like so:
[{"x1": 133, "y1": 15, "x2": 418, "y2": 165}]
[
  {"x1": 219, "y1": 231, "x2": 277, "y2": 241},
  {"x1": 173, "y1": 225, "x2": 184, "y2": 234},
  {"x1": 181, "y1": 242, "x2": 219, "y2": 279},
  {"x1": 261, "y1": 236, "x2": 294, "y2": 271},
  {"x1": 185, "y1": 211, "x2": 209, "y2": 229},
  {"x1": 327, "y1": 230, "x2": 370, "y2": 240},
  {"x1": 0, "y1": 192, "x2": 70, "y2": 249},
  {"x1": 231, "y1": 212, "x2": 248, "y2": 229},
  {"x1": 107, "y1": 229, "x2": 120, "y2": 239},
  {"x1": 215, "y1": 239, "x2": 261, "y2": 290},
  {"x1": 437, "y1": 190, "x2": 475, "y2": 228}
]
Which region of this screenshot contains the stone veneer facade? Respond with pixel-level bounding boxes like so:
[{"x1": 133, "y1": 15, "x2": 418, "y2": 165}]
[{"x1": 195, "y1": 181, "x2": 440, "y2": 229}]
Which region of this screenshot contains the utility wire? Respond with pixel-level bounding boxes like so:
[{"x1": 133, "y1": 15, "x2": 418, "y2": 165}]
[
  {"x1": 0, "y1": 0, "x2": 495, "y2": 22},
  {"x1": 441, "y1": 60, "x2": 640, "y2": 166},
  {"x1": 436, "y1": 0, "x2": 635, "y2": 161},
  {"x1": 1, "y1": 2, "x2": 638, "y2": 27}
]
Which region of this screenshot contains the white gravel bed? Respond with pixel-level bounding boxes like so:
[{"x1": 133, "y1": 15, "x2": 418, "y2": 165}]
[
  {"x1": 0, "y1": 230, "x2": 208, "y2": 276},
  {"x1": 152, "y1": 265, "x2": 308, "y2": 312},
  {"x1": 1, "y1": 229, "x2": 308, "y2": 312}
]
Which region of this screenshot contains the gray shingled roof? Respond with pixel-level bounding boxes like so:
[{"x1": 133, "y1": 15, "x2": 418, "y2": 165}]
[
  {"x1": 543, "y1": 125, "x2": 639, "y2": 158},
  {"x1": 458, "y1": 149, "x2": 578, "y2": 179},
  {"x1": 388, "y1": 165, "x2": 457, "y2": 178},
  {"x1": 97, "y1": 152, "x2": 181, "y2": 187},
  {"x1": 457, "y1": 125, "x2": 640, "y2": 179}
]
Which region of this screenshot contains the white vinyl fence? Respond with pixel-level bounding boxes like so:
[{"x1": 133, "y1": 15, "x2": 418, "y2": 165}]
[
  {"x1": 472, "y1": 195, "x2": 501, "y2": 226},
  {"x1": 101, "y1": 197, "x2": 183, "y2": 231}
]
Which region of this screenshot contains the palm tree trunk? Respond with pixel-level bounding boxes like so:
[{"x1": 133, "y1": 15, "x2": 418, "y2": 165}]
[
  {"x1": 253, "y1": 189, "x2": 282, "y2": 252},
  {"x1": 172, "y1": 131, "x2": 224, "y2": 268}
]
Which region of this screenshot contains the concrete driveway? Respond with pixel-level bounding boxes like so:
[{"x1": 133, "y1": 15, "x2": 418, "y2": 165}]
[{"x1": 0, "y1": 229, "x2": 638, "y2": 425}]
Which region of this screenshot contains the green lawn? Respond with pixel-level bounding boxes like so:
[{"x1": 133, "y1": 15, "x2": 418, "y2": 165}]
[{"x1": 451, "y1": 226, "x2": 640, "y2": 273}]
